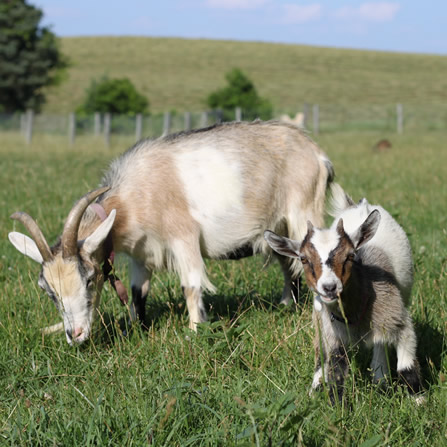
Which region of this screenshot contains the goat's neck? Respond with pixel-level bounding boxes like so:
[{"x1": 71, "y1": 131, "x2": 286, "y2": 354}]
[{"x1": 336, "y1": 263, "x2": 370, "y2": 323}]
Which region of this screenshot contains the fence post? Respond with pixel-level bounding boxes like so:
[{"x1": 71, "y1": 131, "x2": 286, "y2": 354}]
[
  {"x1": 303, "y1": 103, "x2": 309, "y2": 128},
  {"x1": 312, "y1": 104, "x2": 319, "y2": 135},
  {"x1": 68, "y1": 113, "x2": 76, "y2": 145},
  {"x1": 235, "y1": 107, "x2": 242, "y2": 122},
  {"x1": 200, "y1": 111, "x2": 208, "y2": 128},
  {"x1": 184, "y1": 111, "x2": 192, "y2": 131},
  {"x1": 163, "y1": 111, "x2": 171, "y2": 136},
  {"x1": 396, "y1": 103, "x2": 403, "y2": 134},
  {"x1": 104, "y1": 113, "x2": 111, "y2": 147},
  {"x1": 216, "y1": 109, "x2": 223, "y2": 124},
  {"x1": 94, "y1": 112, "x2": 101, "y2": 136},
  {"x1": 25, "y1": 109, "x2": 34, "y2": 144},
  {"x1": 135, "y1": 113, "x2": 143, "y2": 141}
]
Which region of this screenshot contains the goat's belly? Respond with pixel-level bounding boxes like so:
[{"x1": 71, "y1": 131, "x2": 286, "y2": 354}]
[{"x1": 199, "y1": 218, "x2": 260, "y2": 259}]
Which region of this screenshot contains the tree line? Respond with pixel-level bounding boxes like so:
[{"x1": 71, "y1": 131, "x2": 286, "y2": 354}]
[{"x1": 0, "y1": 1, "x2": 273, "y2": 120}]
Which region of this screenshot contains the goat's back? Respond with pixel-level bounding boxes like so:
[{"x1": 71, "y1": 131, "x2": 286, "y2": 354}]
[{"x1": 101, "y1": 120, "x2": 333, "y2": 260}]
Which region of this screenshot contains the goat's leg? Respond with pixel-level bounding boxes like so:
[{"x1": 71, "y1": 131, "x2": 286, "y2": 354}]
[
  {"x1": 371, "y1": 343, "x2": 390, "y2": 384},
  {"x1": 172, "y1": 236, "x2": 210, "y2": 331},
  {"x1": 183, "y1": 286, "x2": 207, "y2": 331},
  {"x1": 277, "y1": 255, "x2": 300, "y2": 305},
  {"x1": 130, "y1": 259, "x2": 152, "y2": 324},
  {"x1": 311, "y1": 311, "x2": 327, "y2": 393},
  {"x1": 327, "y1": 345, "x2": 349, "y2": 404},
  {"x1": 396, "y1": 319, "x2": 423, "y2": 395}
]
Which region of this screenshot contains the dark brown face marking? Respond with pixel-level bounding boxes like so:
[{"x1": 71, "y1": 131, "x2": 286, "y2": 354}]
[
  {"x1": 299, "y1": 226, "x2": 322, "y2": 292},
  {"x1": 327, "y1": 228, "x2": 356, "y2": 286}
]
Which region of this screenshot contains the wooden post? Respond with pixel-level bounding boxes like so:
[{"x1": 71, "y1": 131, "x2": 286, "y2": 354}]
[
  {"x1": 312, "y1": 104, "x2": 319, "y2": 135},
  {"x1": 104, "y1": 113, "x2": 111, "y2": 147},
  {"x1": 68, "y1": 113, "x2": 76, "y2": 145},
  {"x1": 397, "y1": 103, "x2": 403, "y2": 134},
  {"x1": 94, "y1": 112, "x2": 101, "y2": 136},
  {"x1": 216, "y1": 109, "x2": 223, "y2": 124},
  {"x1": 25, "y1": 109, "x2": 34, "y2": 144},
  {"x1": 184, "y1": 111, "x2": 192, "y2": 131},
  {"x1": 135, "y1": 113, "x2": 143, "y2": 141},
  {"x1": 303, "y1": 103, "x2": 309, "y2": 128},
  {"x1": 163, "y1": 111, "x2": 171, "y2": 136},
  {"x1": 200, "y1": 111, "x2": 208, "y2": 128},
  {"x1": 235, "y1": 107, "x2": 242, "y2": 122}
]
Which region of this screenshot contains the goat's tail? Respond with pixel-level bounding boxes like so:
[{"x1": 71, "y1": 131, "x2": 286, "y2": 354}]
[{"x1": 327, "y1": 183, "x2": 355, "y2": 217}]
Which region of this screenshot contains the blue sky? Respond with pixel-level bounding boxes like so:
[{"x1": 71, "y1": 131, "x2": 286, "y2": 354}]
[{"x1": 36, "y1": 1, "x2": 446, "y2": 55}]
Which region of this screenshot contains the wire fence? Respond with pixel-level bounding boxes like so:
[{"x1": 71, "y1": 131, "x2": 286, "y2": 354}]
[{"x1": 1, "y1": 104, "x2": 446, "y2": 146}]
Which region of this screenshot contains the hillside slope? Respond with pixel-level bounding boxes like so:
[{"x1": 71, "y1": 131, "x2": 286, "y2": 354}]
[{"x1": 42, "y1": 37, "x2": 447, "y2": 114}]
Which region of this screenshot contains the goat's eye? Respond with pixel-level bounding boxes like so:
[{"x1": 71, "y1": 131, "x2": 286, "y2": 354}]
[
  {"x1": 300, "y1": 255, "x2": 308, "y2": 264},
  {"x1": 347, "y1": 253, "x2": 355, "y2": 262},
  {"x1": 86, "y1": 278, "x2": 94, "y2": 288}
]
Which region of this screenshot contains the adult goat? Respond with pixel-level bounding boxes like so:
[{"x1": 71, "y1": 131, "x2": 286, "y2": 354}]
[{"x1": 9, "y1": 120, "x2": 335, "y2": 344}]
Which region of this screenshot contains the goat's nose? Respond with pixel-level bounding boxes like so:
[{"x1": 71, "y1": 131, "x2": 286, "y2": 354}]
[
  {"x1": 323, "y1": 283, "x2": 337, "y2": 296},
  {"x1": 73, "y1": 327, "x2": 83, "y2": 339}
]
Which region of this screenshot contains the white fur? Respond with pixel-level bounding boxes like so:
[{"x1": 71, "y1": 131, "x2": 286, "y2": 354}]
[
  {"x1": 82, "y1": 209, "x2": 116, "y2": 254},
  {"x1": 310, "y1": 229, "x2": 343, "y2": 299},
  {"x1": 8, "y1": 232, "x2": 43, "y2": 264}
]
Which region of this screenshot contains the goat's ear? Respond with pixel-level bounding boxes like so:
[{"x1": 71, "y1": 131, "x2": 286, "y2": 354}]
[
  {"x1": 352, "y1": 209, "x2": 381, "y2": 249},
  {"x1": 82, "y1": 209, "x2": 116, "y2": 255},
  {"x1": 264, "y1": 230, "x2": 301, "y2": 258},
  {"x1": 8, "y1": 232, "x2": 44, "y2": 264}
]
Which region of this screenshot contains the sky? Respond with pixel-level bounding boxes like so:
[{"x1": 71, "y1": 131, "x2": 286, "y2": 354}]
[{"x1": 36, "y1": 0, "x2": 446, "y2": 55}]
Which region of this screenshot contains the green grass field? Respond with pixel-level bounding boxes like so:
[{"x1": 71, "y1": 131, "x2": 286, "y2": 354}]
[
  {"x1": 41, "y1": 37, "x2": 447, "y2": 114},
  {"x1": 1, "y1": 129, "x2": 446, "y2": 445}
]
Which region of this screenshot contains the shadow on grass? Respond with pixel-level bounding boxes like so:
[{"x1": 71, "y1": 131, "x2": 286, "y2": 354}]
[
  {"x1": 414, "y1": 320, "x2": 445, "y2": 388},
  {"x1": 95, "y1": 281, "x2": 312, "y2": 346}
]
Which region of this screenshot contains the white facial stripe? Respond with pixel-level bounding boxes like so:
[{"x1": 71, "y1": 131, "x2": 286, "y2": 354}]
[
  {"x1": 310, "y1": 229, "x2": 343, "y2": 297},
  {"x1": 310, "y1": 229, "x2": 340, "y2": 266}
]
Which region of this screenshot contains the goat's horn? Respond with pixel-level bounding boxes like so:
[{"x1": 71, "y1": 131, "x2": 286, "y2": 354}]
[
  {"x1": 61, "y1": 186, "x2": 110, "y2": 259},
  {"x1": 10, "y1": 211, "x2": 54, "y2": 262}
]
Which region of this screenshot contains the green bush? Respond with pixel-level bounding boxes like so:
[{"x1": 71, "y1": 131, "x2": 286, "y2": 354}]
[
  {"x1": 207, "y1": 68, "x2": 272, "y2": 121},
  {"x1": 77, "y1": 77, "x2": 149, "y2": 116},
  {"x1": 0, "y1": 0, "x2": 68, "y2": 112}
]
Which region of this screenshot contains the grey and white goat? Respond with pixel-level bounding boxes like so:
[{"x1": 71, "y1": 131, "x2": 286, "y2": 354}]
[
  {"x1": 9, "y1": 120, "x2": 335, "y2": 345},
  {"x1": 265, "y1": 184, "x2": 423, "y2": 402}
]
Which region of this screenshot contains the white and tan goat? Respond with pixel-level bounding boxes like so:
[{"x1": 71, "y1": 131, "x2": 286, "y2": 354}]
[
  {"x1": 9, "y1": 120, "x2": 335, "y2": 345},
  {"x1": 265, "y1": 185, "x2": 422, "y2": 402}
]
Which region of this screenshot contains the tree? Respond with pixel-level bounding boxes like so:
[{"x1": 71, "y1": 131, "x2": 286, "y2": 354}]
[
  {"x1": 207, "y1": 68, "x2": 273, "y2": 121},
  {"x1": 0, "y1": 0, "x2": 67, "y2": 112},
  {"x1": 77, "y1": 77, "x2": 149, "y2": 116}
]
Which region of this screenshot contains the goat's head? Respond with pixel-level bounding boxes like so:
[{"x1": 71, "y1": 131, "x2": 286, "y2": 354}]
[
  {"x1": 8, "y1": 188, "x2": 116, "y2": 345},
  {"x1": 264, "y1": 209, "x2": 381, "y2": 304}
]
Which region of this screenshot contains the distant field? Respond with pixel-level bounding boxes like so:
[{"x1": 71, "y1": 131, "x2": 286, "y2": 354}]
[
  {"x1": 1, "y1": 129, "x2": 446, "y2": 445},
  {"x1": 41, "y1": 37, "x2": 447, "y2": 114}
]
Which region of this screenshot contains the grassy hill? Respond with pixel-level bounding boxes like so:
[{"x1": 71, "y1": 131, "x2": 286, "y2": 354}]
[{"x1": 42, "y1": 37, "x2": 447, "y2": 114}]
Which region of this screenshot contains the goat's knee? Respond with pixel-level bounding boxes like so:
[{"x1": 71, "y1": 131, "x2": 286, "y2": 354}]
[
  {"x1": 278, "y1": 255, "x2": 300, "y2": 305},
  {"x1": 130, "y1": 262, "x2": 152, "y2": 323}
]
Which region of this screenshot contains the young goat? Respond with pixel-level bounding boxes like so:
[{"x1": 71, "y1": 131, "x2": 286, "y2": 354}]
[
  {"x1": 264, "y1": 185, "x2": 422, "y2": 402},
  {"x1": 9, "y1": 120, "x2": 335, "y2": 345}
]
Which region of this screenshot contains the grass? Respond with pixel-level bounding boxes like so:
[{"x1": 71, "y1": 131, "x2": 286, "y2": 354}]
[
  {"x1": 0, "y1": 129, "x2": 446, "y2": 445},
  {"x1": 41, "y1": 37, "x2": 447, "y2": 114}
]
